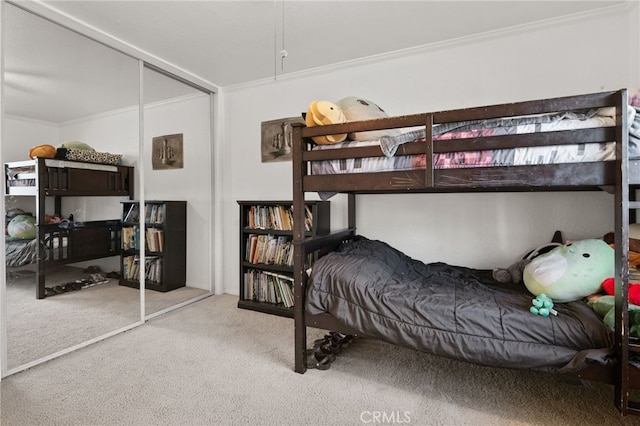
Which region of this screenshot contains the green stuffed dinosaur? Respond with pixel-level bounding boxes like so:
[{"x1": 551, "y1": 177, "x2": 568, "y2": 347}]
[{"x1": 587, "y1": 295, "x2": 640, "y2": 337}]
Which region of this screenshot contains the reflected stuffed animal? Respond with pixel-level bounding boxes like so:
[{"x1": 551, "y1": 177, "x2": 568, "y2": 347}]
[
  {"x1": 523, "y1": 239, "x2": 614, "y2": 303},
  {"x1": 28, "y1": 144, "x2": 56, "y2": 159}
]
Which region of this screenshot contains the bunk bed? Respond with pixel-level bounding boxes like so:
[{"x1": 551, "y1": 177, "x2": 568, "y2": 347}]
[
  {"x1": 5, "y1": 157, "x2": 134, "y2": 299},
  {"x1": 291, "y1": 89, "x2": 640, "y2": 416}
]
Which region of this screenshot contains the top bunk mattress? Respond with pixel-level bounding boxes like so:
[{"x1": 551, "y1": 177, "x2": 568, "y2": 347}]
[{"x1": 310, "y1": 103, "x2": 640, "y2": 175}]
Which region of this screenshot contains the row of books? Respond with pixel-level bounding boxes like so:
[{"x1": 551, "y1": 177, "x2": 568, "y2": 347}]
[
  {"x1": 246, "y1": 205, "x2": 313, "y2": 232},
  {"x1": 245, "y1": 234, "x2": 293, "y2": 266},
  {"x1": 243, "y1": 269, "x2": 294, "y2": 308},
  {"x1": 146, "y1": 228, "x2": 164, "y2": 252},
  {"x1": 122, "y1": 226, "x2": 164, "y2": 252},
  {"x1": 122, "y1": 255, "x2": 163, "y2": 283},
  {"x1": 121, "y1": 227, "x2": 139, "y2": 251},
  {"x1": 123, "y1": 203, "x2": 165, "y2": 224},
  {"x1": 147, "y1": 204, "x2": 165, "y2": 224}
]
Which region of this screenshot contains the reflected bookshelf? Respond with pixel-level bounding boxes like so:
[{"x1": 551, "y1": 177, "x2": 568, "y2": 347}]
[{"x1": 120, "y1": 200, "x2": 186, "y2": 292}]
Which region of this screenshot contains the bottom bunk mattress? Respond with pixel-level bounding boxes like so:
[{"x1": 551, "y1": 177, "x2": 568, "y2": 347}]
[
  {"x1": 306, "y1": 237, "x2": 614, "y2": 373},
  {"x1": 5, "y1": 238, "x2": 38, "y2": 268}
]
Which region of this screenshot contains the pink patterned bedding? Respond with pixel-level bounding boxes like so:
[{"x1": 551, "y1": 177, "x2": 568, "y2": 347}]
[{"x1": 311, "y1": 105, "x2": 640, "y2": 175}]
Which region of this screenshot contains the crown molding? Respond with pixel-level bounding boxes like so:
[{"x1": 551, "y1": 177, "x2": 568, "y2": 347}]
[{"x1": 224, "y1": 0, "x2": 634, "y2": 92}]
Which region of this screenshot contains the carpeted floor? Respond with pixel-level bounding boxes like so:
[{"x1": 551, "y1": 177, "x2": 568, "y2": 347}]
[
  {"x1": 2, "y1": 294, "x2": 640, "y2": 426},
  {"x1": 5, "y1": 265, "x2": 209, "y2": 369}
]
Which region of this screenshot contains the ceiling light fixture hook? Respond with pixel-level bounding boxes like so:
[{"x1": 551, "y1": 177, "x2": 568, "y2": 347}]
[{"x1": 274, "y1": 0, "x2": 287, "y2": 80}]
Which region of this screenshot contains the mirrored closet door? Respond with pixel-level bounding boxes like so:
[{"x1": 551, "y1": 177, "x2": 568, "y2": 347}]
[
  {"x1": 2, "y1": 2, "x2": 215, "y2": 375},
  {"x1": 2, "y1": 3, "x2": 142, "y2": 372},
  {"x1": 138, "y1": 66, "x2": 213, "y2": 318}
]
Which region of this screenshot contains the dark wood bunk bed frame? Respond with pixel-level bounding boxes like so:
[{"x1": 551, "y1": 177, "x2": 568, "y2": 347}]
[
  {"x1": 291, "y1": 89, "x2": 640, "y2": 416},
  {"x1": 5, "y1": 157, "x2": 134, "y2": 299}
]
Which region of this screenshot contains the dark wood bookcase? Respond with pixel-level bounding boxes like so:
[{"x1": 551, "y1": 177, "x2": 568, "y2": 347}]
[
  {"x1": 119, "y1": 200, "x2": 186, "y2": 292},
  {"x1": 237, "y1": 200, "x2": 330, "y2": 317}
]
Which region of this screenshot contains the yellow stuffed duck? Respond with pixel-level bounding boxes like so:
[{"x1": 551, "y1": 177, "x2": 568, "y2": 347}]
[
  {"x1": 305, "y1": 100, "x2": 347, "y2": 144},
  {"x1": 305, "y1": 96, "x2": 400, "y2": 145}
]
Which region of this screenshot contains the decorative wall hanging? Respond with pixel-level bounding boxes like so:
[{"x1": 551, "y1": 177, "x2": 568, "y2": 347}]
[
  {"x1": 261, "y1": 117, "x2": 303, "y2": 163},
  {"x1": 152, "y1": 133, "x2": 184, "y2": 170}
]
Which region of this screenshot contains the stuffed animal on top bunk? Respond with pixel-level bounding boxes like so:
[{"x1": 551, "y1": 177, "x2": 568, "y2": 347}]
[
  {"x1": 29, "y1": 141, "x2": 94, "y2": 159},
  {"x1": 28, "y1": 141, "x2": 123, "y2": 165},
  {"x1": 28, "y1": 144, "x2": 57, "y2": 159},
  {"x1": 304, "y1": 96, "x2": 401, "y2": 144}
]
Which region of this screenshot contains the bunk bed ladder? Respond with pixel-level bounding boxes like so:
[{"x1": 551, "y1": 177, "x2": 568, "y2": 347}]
[
  {"x1": 613, "y1": 89, "x2": 640, "y2": 416},
  {"x1": 292, "y1": 122, "x2": 308, "y2": 373},
  {"x1": 622, "y1": 193, "x2": 640, "y2": 415}
]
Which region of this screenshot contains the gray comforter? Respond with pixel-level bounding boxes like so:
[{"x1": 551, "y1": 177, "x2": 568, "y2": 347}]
[
  {"x1": 306, "y1": 237, "x2": 614, "y2": 373},
  {"x1": 5, "y1": 238, "x2": 38, "y2": 268}
]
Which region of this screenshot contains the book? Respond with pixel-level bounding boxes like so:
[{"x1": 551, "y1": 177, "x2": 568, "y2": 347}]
[{"x1": 123, "y1": 204, "x2": 140, "y2": 222}]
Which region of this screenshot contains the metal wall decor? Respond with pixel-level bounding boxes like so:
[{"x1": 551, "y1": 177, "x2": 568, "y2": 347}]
[
  {"x1": 261, "y1": 117, "x2": 303, "y2": 163},
  {"x1": 152, "y1": 133, "x2": 184, "y2": 170}
]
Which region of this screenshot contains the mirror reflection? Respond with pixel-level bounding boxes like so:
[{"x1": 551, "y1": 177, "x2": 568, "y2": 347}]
[
  {"x1": 141, "y1": 67, "x2": 212, "y2": 318},
  {"x1": 3, "y1": 4, "x2": 141, "y2": 370}
]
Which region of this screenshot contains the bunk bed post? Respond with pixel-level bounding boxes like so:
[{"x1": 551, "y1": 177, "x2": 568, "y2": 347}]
[
  {"x1": 613, "y1": 89, "x2": 631, "y2": 414},
  {"x1": 126, "y1": 166, "x2": 135, "y2": 200},
  {"x1": 348, "y1": 193, "x2": 356, "y2": 229},
  {"x1": 292, "y1": 122, "x2": 308, "y2": 373},
  {"x1": 425, "y1": 113, "x2": 434, "y2": 187},
  {"x1": 35, "y1": 158, "x2": 47, "y2": 299}
]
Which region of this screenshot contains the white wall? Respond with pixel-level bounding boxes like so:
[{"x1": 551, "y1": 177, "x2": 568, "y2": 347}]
[
  {"x1": 220, "y1": 6, "x2": 639, "y2": 295},
  {"x1": 4, "y1": 116, "x2": 59, "y2": 162},
  {"x1": 58, "y1": 107, "x2": 139, "y2": 222},
  {"x1": 142, "y1": 94, "x2": 213, "y2": 290},
  {"x1": 4, "y1": 116, "x2": 59, "y2": 214}
]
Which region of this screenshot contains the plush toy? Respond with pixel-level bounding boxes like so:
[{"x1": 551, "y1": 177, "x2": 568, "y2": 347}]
[
  {"x1": 7, "y1": 214, "x2": 36, "y2": 240},
  {"x1": 304, "y1": 96, "x2": 400, "y2": 144},
  {"x1": 58, "y1": 141, "x2": 95, "y2": 151},
  {"x1": 28, "y1": 144, "x2": 56, "y2": 159},
  {"x1": 493, "y1": 232, "x2": 564, "y2": 284},
  {"x1": 305, "y1": 101, "x2": 347, "y2": 144},
  {"x1": 529, "y1": 294, "x2": 558, "y2": 317},
  {"x1": 523, "y1": 239, "x2": 614, "y2": 303},
  {"x1": 601, "y1": 277, "x2": 640, "y2": 305},
  {"x1": 587, "y1": 294, "x2": 640, "y2": 337},
  {"x1": 493, "y1": 259, "x2": 531, "y2": 284},
  {"x1": 335, "y1": 96, "x2": 401, "y2": 142}
]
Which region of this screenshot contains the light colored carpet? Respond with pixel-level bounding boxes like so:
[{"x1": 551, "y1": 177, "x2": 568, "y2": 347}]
[
  {"x1": 2, "y1": 294, "x2": 640, "y2": 426},
  {"x1": 6, "y1": 265, "x2": 209, "y2": 369}
]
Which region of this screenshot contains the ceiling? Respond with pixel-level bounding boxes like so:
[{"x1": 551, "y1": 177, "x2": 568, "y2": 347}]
[{"x1": 3, "y1": 0, "x2": 628, "y2": 123}]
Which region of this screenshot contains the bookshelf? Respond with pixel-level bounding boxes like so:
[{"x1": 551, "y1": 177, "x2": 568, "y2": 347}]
[
  {"x1": 237, "y1": 200, "x2": 330, "y2": 317},
  {"x1": 120, "y1": 200, "x2": 187, "y2": 292}
]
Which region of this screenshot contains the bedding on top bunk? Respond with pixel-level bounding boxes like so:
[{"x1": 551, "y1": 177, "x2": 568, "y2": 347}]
[
  {"x1": 310, "y1": 104, "x2": 640, "y2": 175},
  {"x1": 306, "y1": 237, "x2": 615, "y2": 373}
]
